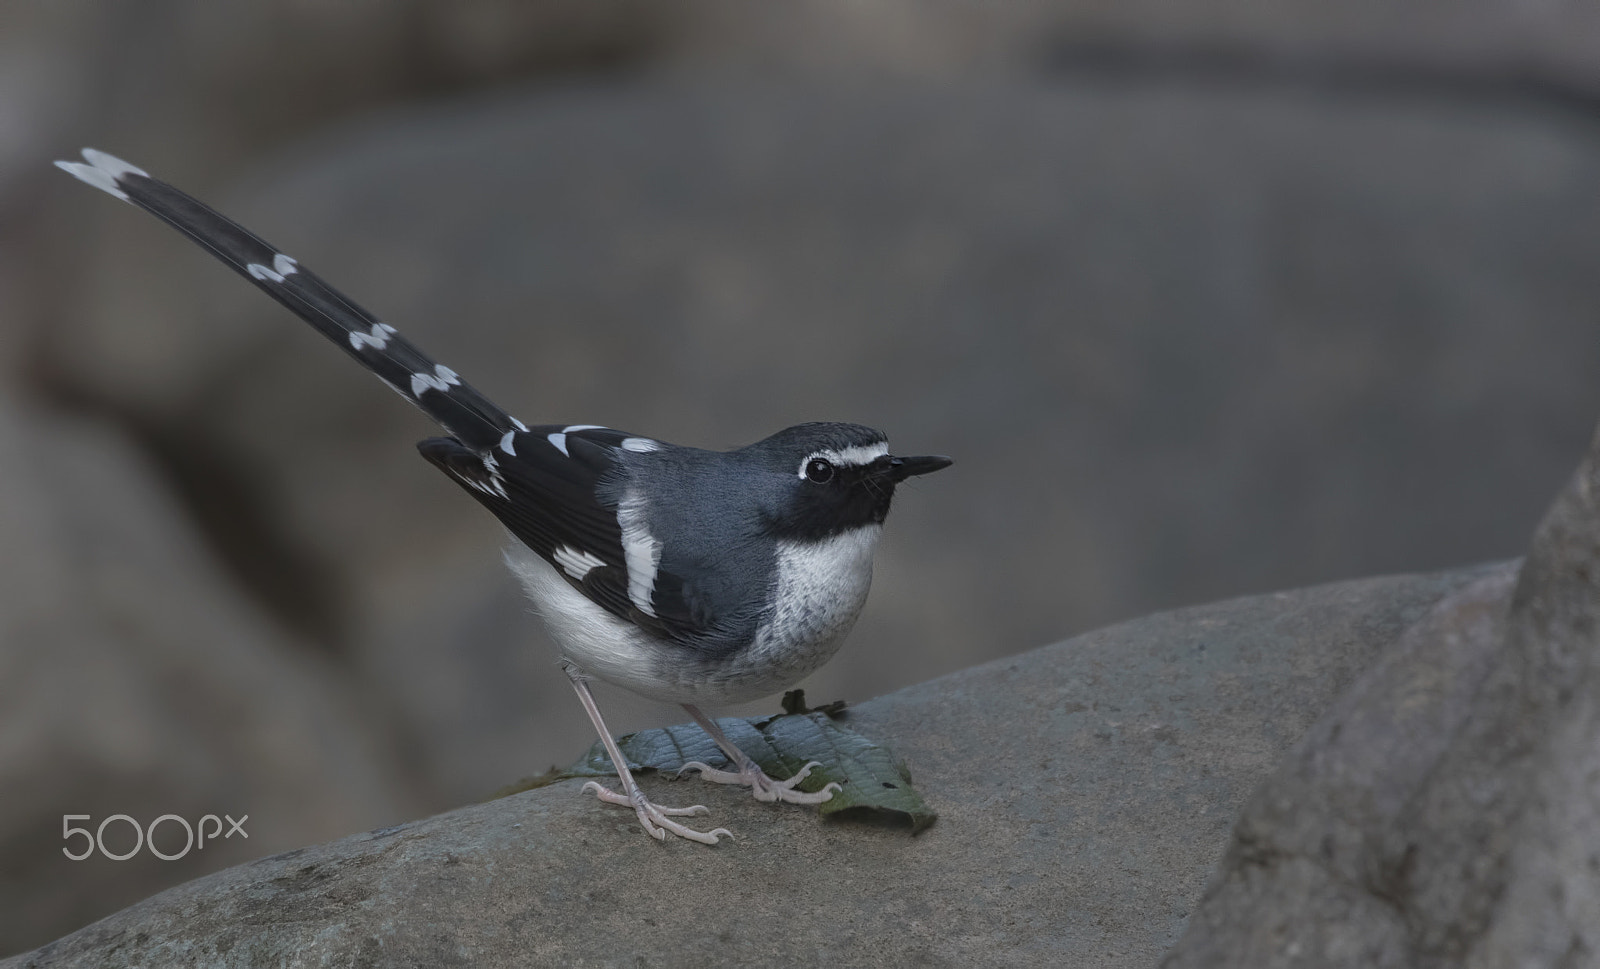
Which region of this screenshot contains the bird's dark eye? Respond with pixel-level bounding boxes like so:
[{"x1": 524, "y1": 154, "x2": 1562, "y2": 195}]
[{"x1": 805, "y1": 458, "x2": 835, "y2": 483}]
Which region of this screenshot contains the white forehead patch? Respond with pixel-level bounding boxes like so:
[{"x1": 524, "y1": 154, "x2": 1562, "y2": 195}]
[
  {"x1": 552, "y1": 545, "x2": 607, "y2": 581},
  {"x1": 796, "y1": 441, "x2": 889, "y2": 478},
  {"x1": 246, "y1": 252, "x2": 299, "y2": 283},
  {"x1": 410, "y1": 364, "x2": 460, "y2": 397}
]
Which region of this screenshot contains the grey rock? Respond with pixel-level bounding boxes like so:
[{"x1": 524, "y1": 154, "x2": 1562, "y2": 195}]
[
  {"x1": 1162, "y1": 425, "x2": 1600, "y2": 967},
  {"x1": 0, "y1": 397, "x2": 418, "y2": 957},
  {"x1": 3, "y1": 564, "x2": 1499, "y2": 968}
]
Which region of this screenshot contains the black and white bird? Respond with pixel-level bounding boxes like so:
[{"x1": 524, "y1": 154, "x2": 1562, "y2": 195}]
[{"x1": 56, "y1": 148, "x2": 951, "y2": 844}]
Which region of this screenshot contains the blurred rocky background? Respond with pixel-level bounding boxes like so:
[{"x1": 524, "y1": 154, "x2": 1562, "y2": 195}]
[{"x1": 6, "y1": 0, "x2": 1600, "y2": 956}]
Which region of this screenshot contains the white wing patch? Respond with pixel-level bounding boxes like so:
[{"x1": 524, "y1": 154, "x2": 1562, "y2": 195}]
[
  {"x1": 410, "y1": 363, "x2": 460, "y2": 397},
  {"x1": 615, "y1": 490, "x2": 662, "y2": 618},
  {"x1": 552, "y1": 545, "x2": 607, "y2": 581},
  {"x1": 511, "y1": 417, "x2": 529, "y2": 432},
  {"x1": 498, "y1": 430, "x2": 517, "y2": 456},
  {"x1": 796, "y1": 441, "x2": 889, "y2": 478},
  {"x1": 349, "y1": 321, "x2": 397, "y2": 351},
  {"x1": 246, "y1": 253, "x2": 299, "y2": 283},
  {"x1": 621, "y1": 437, "x2": 662, "y2": 453},
  {"x1": 53, "y1": 148, "x2": 149, "y2": 202}
]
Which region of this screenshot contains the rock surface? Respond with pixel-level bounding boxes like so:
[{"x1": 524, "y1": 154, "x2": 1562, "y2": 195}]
[
  {"x1": 0, "y1": 394, "x2": 418, "y2": 958},
  {"x1": 1163, "y1": 427, "x2": 1600, "y2": 968},
  {"x1": 4, "y1": 564, "x2": 1502, "y2": 968}
]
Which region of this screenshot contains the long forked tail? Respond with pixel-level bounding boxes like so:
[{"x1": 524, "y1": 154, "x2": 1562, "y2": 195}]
[{"x1": 55, "y1": 148, "x2": 525, "y2": 452}]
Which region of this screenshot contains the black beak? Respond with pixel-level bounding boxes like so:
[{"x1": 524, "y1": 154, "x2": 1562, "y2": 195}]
[{"x1": 887, "y1": 454, "x2": 953, "y2": 482}]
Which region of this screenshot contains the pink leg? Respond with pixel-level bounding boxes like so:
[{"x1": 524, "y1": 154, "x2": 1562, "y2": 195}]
[
  {"x1": 565, "y1": 667, "x2": 732, "y2": 844},
  {"x1": 677, "y1": 704, "x2": 842, "y2": 805}
]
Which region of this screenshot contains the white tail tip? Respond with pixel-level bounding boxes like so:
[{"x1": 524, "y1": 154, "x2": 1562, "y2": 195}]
[{"x1": 54, "y1": 147, "x2": 149, "y2": 202}]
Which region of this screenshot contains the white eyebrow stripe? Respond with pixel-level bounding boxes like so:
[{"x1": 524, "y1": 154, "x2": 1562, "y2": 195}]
[{"x1": 797, "y1": 442, "x2": 890, "y2": 478}]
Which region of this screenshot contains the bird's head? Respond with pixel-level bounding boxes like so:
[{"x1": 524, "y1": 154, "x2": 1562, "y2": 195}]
[{"x1": 742, "y1": 422, "x2": 952, "y2": 541}]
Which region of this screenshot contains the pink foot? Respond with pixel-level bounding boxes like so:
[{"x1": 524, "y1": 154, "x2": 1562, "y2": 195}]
[
  {"x1": 677, "y1": 759, "x2": 842, "y2": 805},
  {"x1": 580, "y1": 780, "x2": 733, "y2": 844}
]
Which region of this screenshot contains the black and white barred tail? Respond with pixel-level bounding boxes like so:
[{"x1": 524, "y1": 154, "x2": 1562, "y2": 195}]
[{"x1": 55, "y1": 148, "x2": 521, "y2": 453}]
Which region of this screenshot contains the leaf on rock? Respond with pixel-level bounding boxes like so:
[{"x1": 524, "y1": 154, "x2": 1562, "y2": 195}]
[{"x1": 555, "y1": 709, "x2": 935, "y2": 833}]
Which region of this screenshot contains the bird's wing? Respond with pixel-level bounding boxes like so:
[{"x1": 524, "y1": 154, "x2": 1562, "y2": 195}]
[{"x1": 420, "y1": 426, "x2": 734, "y2": 647}]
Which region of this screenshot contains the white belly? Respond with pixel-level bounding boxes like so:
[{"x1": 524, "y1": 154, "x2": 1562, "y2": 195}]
[
  {"x1": 503, "y1": 543, "x2": 676, "y2": 700},
  {"x1": 503, "y1": 525, "x2": 881, "y2": 706}
]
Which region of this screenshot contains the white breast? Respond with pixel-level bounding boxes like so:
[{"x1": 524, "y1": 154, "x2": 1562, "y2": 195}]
[{"x1": 699, "y1": 524, "x2": 881, "y2": 702}]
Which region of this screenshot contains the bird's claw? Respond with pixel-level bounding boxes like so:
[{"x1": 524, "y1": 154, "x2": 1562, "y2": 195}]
[
  {"x1": 579, "y1": 780, "x2": 732, "y2": 844},
  {"x1": 678, "y1": 759, "x2": 842, "y2": 805}
]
